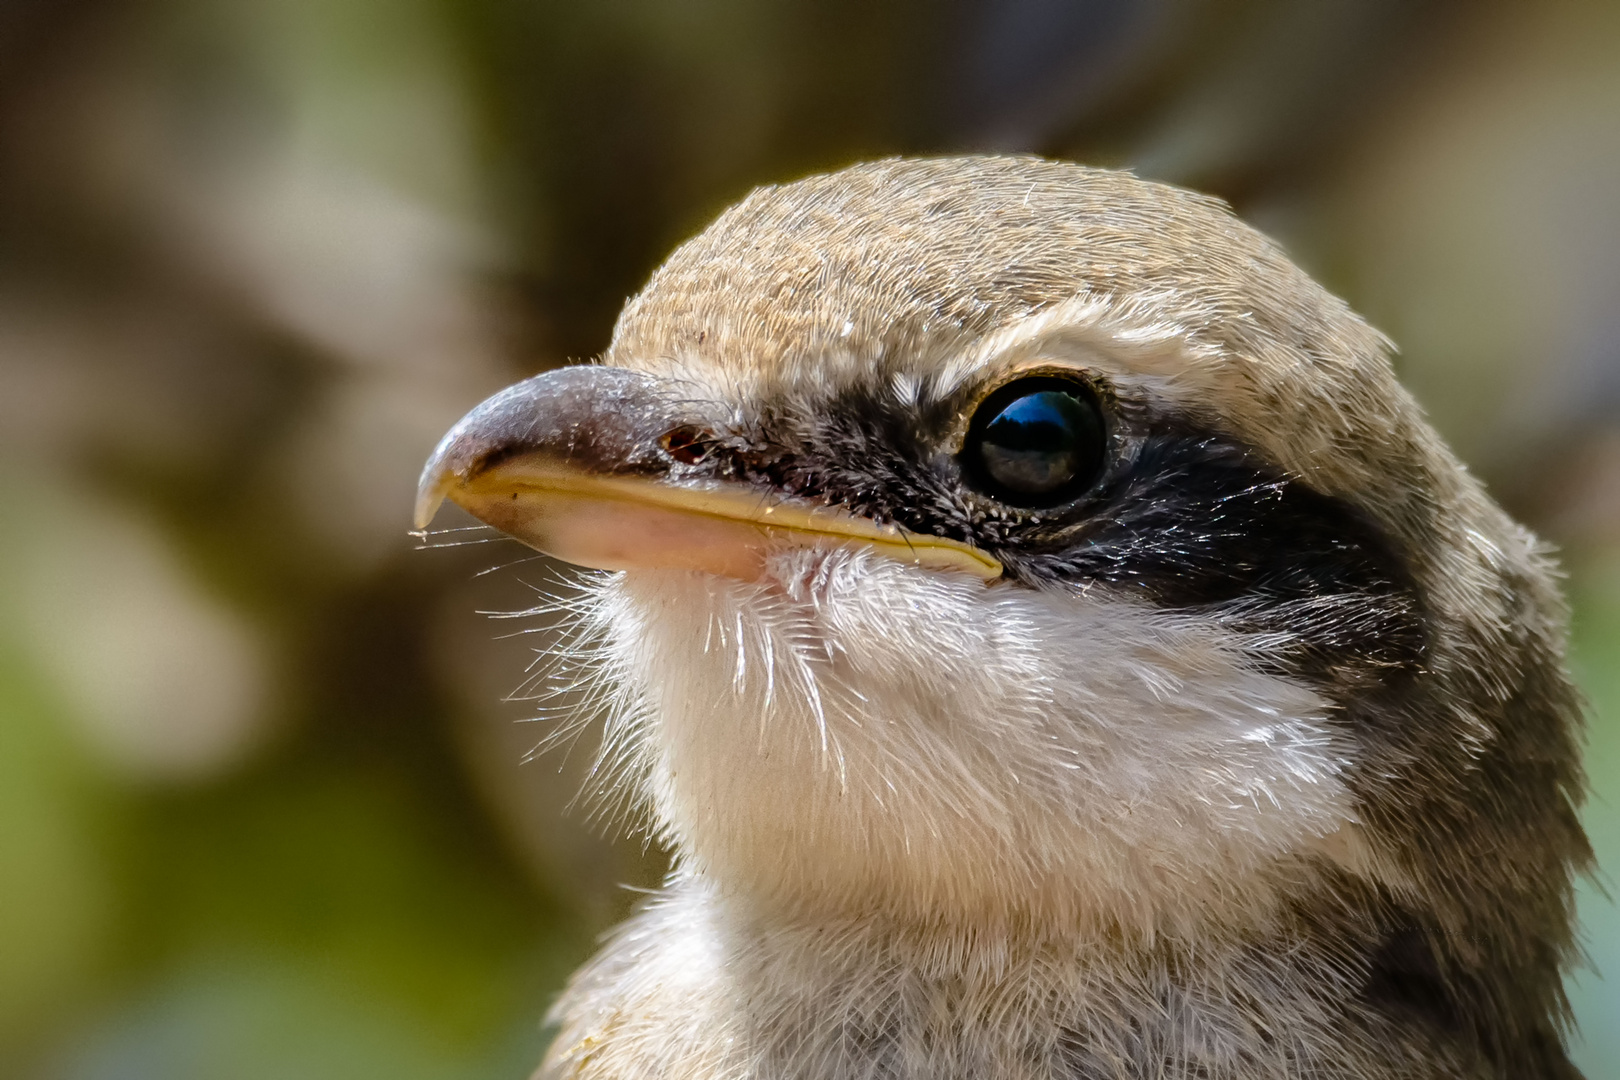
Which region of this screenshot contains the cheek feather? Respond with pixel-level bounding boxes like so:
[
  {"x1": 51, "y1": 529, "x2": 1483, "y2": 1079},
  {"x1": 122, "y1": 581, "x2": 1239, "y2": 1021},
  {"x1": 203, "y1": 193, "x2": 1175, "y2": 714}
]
[{"x1": 566, "y1": 546, "x2": 1373, "y2": 932}]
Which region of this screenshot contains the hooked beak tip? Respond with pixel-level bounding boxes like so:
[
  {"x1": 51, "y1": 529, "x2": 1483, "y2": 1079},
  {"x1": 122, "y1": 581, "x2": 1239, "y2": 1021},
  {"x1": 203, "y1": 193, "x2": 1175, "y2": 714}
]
[
  {"x1": 413, "y1": 480, "x2": 450, "y2": 531},
  {"x1": 413, "y1": 429, "x2": 466, "y2": 530}
]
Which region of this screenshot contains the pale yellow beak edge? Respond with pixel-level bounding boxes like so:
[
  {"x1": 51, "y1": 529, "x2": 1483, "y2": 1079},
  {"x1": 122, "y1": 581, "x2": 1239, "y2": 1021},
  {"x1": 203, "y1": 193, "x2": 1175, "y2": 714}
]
[{"x1": 416, "y1": 456, "x2": 1003, "y2": 582}]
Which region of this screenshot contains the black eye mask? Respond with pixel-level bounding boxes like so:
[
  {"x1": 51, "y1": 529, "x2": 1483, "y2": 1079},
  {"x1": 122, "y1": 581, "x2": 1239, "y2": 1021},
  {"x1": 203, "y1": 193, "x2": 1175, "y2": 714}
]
[{"x1": 688, "y1": 377, "x2": 1426, "y2": 693}]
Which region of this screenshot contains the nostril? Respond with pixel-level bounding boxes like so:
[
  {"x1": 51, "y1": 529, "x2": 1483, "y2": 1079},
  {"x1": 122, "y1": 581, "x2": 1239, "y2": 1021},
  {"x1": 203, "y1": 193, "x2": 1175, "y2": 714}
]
[{"x1": 659, "y1": 425, "x2": 713, "y2": 465}]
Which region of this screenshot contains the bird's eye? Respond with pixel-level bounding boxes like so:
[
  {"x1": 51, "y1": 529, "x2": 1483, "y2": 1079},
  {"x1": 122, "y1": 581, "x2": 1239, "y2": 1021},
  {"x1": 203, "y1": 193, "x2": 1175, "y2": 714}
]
[{"x1": 963, "y1": 376, "x2": 1107, "y2": 506}]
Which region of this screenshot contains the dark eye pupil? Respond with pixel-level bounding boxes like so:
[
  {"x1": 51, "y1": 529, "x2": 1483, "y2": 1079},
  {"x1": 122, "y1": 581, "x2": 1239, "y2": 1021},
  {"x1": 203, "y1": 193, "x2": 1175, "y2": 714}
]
[{"x1": 965, "y1": 378, "x2": 1106, "y2": 506}]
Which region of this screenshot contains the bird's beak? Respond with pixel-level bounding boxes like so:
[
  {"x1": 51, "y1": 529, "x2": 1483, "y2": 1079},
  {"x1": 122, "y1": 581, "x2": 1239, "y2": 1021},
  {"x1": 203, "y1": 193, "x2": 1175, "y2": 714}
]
[{"x1": 414, "y1": 366, "x2": 1002, "y2": 582}]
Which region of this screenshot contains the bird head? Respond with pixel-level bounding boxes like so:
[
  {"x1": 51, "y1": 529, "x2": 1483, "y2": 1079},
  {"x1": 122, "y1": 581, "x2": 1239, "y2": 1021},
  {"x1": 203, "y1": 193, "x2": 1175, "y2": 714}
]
[{"x1": 419, "y1": 158, "x2": 1584, "y2": 969}]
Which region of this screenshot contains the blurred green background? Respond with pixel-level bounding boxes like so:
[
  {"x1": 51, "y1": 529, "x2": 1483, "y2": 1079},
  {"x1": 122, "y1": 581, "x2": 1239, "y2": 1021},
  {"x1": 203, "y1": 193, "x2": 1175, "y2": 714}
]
[{"x1": 0, "y1": 0, "x2": 1617, "y2": 1076}]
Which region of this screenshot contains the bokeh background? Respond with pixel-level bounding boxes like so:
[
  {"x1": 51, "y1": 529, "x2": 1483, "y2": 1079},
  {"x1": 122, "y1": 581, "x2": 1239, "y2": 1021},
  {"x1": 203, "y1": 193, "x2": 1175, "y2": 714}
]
[{"x1": 1, "y1": 0, "x2": 1617, "y2": 1076}]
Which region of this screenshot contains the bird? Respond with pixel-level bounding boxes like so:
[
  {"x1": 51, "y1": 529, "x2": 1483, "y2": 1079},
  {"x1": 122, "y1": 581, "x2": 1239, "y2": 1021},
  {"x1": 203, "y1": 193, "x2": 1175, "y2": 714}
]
[{"x1": 415, "y1": 156, "x2": 1591, "y2": 1080}]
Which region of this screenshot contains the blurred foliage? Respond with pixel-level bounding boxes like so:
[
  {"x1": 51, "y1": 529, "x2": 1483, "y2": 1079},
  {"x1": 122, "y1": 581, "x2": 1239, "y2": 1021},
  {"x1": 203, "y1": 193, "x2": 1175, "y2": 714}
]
[{"x1": 0, "y1": 0, "x2": 1616, "y2": 1076}]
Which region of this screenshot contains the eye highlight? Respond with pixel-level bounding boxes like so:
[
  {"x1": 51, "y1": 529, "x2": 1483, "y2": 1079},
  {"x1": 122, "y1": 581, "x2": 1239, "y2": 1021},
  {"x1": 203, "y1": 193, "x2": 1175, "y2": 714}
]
[{"x1": 962, "y1": 376, "x2": 1107, "y2": 507}]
